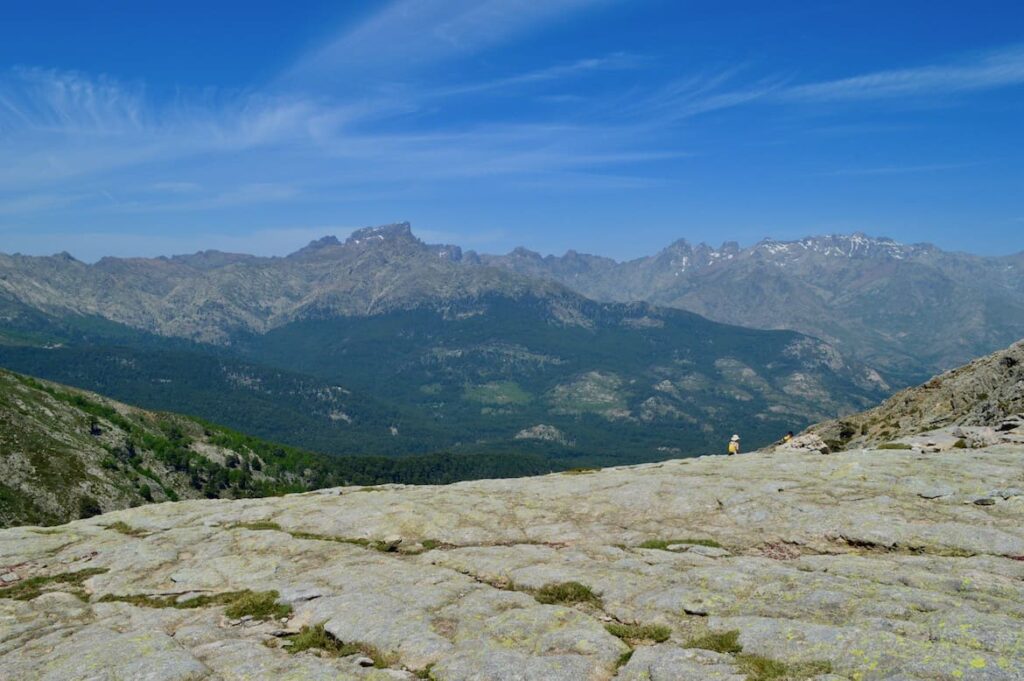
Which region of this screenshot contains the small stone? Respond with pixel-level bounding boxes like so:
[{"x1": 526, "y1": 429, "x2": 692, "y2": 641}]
[
  {"x1": 974, "y1": 497, "x2": 996, "y2": 506},
  {"x1": 1, "y1": 572, "x2": 19, "y2": 583},
  {"x1": 686, "y1": 544, "x2": 731, "y2": 558},
  {"x1": 916, "y1": 485, "x2": 954, "y2": 499},
  {"x1": 353, "y1": 656, "x2": 375, "y2": 667}
]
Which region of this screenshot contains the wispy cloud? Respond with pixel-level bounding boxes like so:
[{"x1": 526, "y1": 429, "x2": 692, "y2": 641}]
[
  {"x1": 435, "y1": 52, "x2": 642, "y2": 97},
  {"x1": 280, "y1": 0, "x2": 613, "y2": 87},
  {"x1": 784, "y1": 45, "x2": 1024, "y2": 102},
  {"x1": 817, "y1": 162, "x2": 983, "y2": 177}
]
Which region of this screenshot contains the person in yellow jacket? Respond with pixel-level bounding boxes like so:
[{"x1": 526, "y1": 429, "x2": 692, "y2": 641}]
[{"x1": 727, "y1": 434, "x2": 740, "y2": 455}]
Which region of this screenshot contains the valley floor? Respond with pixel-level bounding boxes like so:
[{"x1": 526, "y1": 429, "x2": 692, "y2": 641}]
[{"x1": 2, "y1": 442, "x2": 1024, "y2": 680}]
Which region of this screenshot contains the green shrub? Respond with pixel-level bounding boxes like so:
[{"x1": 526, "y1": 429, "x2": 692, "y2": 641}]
[
  {"x1": 953, "y1": 439, "x2": 968, "y2": 449},
  {"x1": 878, "y1": 442, "x2": 913, "y2": 450},
  {"x1": 77, "y1": 495, "x2": 103, "y2": 519},
  {"x1": 684, "y1": 629, "x2": 742, "y2": 654},
  {"x1": 533, "y1": 581, "x2": 602, "y2": 606}
]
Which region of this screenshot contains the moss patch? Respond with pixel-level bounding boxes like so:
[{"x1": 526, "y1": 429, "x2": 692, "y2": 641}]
[
  {"x1": 231, "y1": 520, "x2": 282, "y2": 531},
  {"x1": 684, "y1": 629, "x2": 742, "y2": 654},
  {"x1": 99, "y1": 589, "x2": 291, "y2": 620},
  {"x1": 105, "y1": 521, "x2": 148, "y2": 537},
  {"x1": 0, "y1": 567, "x2": 108, "y2": 601},
  {"x1": 533, "y1": 581, "x2": 602, "y2": 606},
  {"x1": 606, "y1": 622, "x2": 671, "y2": 644},
  {"x1": 638, "y1": 538, "x2": 722, "y2": 550},
  {"x1": 230, "y1": 522, "x2": 401, "y2": 552}
]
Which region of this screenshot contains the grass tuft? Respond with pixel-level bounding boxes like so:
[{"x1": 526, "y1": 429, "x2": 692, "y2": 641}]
[
  {"x1": 533, "y1": 581, "x2": 602, "y2": 606},
  {"x1": 684, "y1": 629, "x2": 742, "y2": 654},
  {"x1": 224, "y1": 590, "x2": 292, "y2": 620},
  {"x1": 606, "y1": 622, "x2": 671, "y2": 643},
  {"x1": 284, "y1": 624, "x2": 392, "y2": 666},
  {"x1": 737, "y1": 654, "x2": 832, "y2": 681},
  {"x1": 637, "y1": 538, "x2": 722, "y2": 550}
]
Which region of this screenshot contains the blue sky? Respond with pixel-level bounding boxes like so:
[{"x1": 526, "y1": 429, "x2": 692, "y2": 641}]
[{"x1": 1, "y1": 0, "x2": 1022, "y2": 261}]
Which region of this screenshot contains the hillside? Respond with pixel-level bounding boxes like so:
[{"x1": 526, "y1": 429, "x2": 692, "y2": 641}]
[
  {"x1": 2, "y1": 437, "x2": 1022, "y2": 679},
  {"x1": 806, "y1": 338, "x2": 1024, "y2": 451},
  {"x1": 0, "y1": 368, "x2": 555, "y2": 528},
  {"x1": 480, "y1": 234, "x2": 1024, "y2": 384},
  {"x1": 0, "y1": 368, "x2": 299, "y2": 527},
  {"x1": 0, "y1": 226, "x2": 890, "y2": 457}
]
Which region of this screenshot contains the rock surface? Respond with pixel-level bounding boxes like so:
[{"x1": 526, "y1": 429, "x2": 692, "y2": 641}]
[{"x1": 3, "y1": 442, "x2": 1023, "y2": 680}]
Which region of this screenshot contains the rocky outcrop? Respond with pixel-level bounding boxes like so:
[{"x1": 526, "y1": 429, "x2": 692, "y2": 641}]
[
  {"x1": 3, "y1": 442, "x2": 1023, "y2": 679},
  {"x1": 808, "y1": 339, "x2": 1024, "y2": 450}
]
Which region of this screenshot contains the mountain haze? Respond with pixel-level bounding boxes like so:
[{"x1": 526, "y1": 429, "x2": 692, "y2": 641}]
[{"x1": 480, "y1": 233, "x2": 1024, "y2": 384}]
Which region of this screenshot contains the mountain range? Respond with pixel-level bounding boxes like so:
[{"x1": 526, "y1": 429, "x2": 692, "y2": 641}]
[
  {"x1": 0, "y1": 224, "x2": 889, "y2": 461},
  {"x1": 479, "y1": 233, "x2": 1024, "y2": 384}
]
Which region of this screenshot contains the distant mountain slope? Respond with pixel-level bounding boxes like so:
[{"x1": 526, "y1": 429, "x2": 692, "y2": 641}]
[
  {"x1": 0, "y1": 368, "x2": 554, "y2": 528},
  {"x1": 0, "y1": 225, "x2": 888, "y2": 457},
  {"x1": 237, "y1": 294, "x2": 888, "y2": 456},
  {"x1": 807, "y1": 338, "x2": 1024, "y2": 449},
  {"x1": 0, "y1": 223, "x2": 560, "y2": 344},
  {"x1": 480, "y1": 234, "x2": 1024, "y2": 384}
]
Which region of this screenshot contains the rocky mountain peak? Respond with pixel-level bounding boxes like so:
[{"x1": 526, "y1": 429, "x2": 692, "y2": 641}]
[
  {"x1": 286, "y1": 235, "x2": 343, "y2": 260},
  {"x1": 345, "y1": 222, "x2": 417, "y2": 246},
  {"x1": 753, "y1": 233, "x2": 928, "y2": 260}
]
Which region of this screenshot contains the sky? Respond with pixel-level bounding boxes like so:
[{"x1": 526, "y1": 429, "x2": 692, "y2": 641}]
[{"x1": 0, "y1": 0, "x2": 1022, "y2": 261}]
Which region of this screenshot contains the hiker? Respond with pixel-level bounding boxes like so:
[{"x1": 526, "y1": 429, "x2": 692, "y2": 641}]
[
  {"x1": 728, "y1": 434, "x2": 740, "y2": 455},
  {"x1": 782, "y1": 431, "x2": 794, "y2": 444}
]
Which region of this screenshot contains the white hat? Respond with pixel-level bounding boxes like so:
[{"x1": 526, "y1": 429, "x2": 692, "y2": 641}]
[{"x1": 730, "y1": 434, "x2": 740, "y2": 441}]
